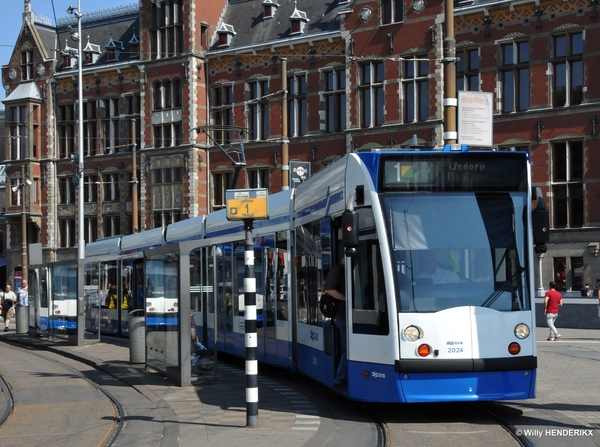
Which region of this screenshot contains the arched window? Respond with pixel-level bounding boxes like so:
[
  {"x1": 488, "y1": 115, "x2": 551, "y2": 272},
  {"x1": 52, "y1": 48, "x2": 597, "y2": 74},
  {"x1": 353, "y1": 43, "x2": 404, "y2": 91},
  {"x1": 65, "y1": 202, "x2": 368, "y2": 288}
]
[
  {"x1": 164, "y1": 80, "x2": 172, "y2": 109},
  {"x1": 153, "y1": 81, "x2": 163, "y2": 110},
  {"x1": 173, "y1": 79, "x2": 182, "y2": 107}
]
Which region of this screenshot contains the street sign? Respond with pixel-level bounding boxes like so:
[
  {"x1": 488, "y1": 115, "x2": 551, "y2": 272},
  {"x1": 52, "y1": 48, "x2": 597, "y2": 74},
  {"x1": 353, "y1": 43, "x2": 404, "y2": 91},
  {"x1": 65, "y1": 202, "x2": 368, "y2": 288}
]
[
  {"x1": 226, "y1": 188, "x2": 269, "y2": 220},
  {"x1": 457, "y1": 91, "x2": 493, "y2": 147}
]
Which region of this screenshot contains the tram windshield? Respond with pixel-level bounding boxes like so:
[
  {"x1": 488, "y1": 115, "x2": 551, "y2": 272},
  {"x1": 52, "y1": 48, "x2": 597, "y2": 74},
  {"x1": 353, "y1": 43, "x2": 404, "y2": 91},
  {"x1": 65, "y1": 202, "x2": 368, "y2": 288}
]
[{"x1": 382, "y1": 192, "x2": 530, "y2": 313}]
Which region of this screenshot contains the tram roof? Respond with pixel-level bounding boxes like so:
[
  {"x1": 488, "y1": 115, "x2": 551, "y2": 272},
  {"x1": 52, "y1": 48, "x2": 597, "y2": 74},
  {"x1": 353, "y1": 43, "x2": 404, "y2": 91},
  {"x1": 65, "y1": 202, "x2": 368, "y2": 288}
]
[
  {"x1": 165, "y1": 215, "x2": 206, "y2": 243},
  {"x1": 120, "y1": 227, "x2": 166, "y2": 255},
  {"x1": 85, "y1": 235, "x2": 121, "y2": 258}
]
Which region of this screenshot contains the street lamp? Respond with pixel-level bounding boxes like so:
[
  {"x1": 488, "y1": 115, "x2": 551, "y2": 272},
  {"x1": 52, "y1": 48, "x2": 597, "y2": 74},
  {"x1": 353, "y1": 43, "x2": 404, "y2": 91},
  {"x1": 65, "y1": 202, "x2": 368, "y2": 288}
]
[
  {"x1": 12, "y1": 165, "x2": 32, "y2": 283},
  {"x1": 67, "y1": 2, "x2": 85, "y2": 260}
]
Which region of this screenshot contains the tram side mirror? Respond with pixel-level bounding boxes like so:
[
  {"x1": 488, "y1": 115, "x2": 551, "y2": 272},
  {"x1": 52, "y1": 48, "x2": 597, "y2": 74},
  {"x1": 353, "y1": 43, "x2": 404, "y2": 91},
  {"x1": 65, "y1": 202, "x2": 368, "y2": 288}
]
[
  {"x1": 342, "y1": 210, "x2": 359, "y2": 251},
  {"x1": 345, "y1": 247, "x2": 357, "y2": 257},
  {"x1": 532, "y1": 194, "x2": 549, "y2": 252}
]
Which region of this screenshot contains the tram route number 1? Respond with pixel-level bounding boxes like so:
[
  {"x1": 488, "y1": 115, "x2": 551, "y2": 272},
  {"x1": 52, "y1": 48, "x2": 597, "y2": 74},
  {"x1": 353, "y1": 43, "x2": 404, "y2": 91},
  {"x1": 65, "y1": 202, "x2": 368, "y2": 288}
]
[{"x1": 226, "y1": 188, "x2": 269, "y2": 221}]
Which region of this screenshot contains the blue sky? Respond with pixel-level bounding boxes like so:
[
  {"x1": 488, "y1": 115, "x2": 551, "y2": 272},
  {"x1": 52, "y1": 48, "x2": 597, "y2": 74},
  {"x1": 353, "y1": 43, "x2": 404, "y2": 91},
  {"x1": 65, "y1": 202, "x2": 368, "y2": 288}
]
[{"x1": 1, "y1": 0, "x2": 127, "y2": 103}]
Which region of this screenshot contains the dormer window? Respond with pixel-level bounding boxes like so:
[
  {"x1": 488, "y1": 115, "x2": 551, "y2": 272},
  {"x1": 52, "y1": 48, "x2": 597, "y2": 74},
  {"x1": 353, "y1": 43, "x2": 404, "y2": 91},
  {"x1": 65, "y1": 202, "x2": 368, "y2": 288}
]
[
  {"x1": 105, "y1": 33, "x2": 124, "y2": 62},
  {"x1": 62, "y1": 40, "x2": 77, "y2": 69},
  {"x1": 216, "y1": 23, "x2": 236, "y2": 47},
  {"x1": 129, "y1": 31, "x2": 140, "y2": 58},
  {"x1": 263, "y1": 0, "x2": 278, "y2": 19},
  {"x1": 83, "y1": 36, "x2": 101, "y2": 65},
  {"x1": 290, "y1": 6, "x2": 309, "y2": 35}
]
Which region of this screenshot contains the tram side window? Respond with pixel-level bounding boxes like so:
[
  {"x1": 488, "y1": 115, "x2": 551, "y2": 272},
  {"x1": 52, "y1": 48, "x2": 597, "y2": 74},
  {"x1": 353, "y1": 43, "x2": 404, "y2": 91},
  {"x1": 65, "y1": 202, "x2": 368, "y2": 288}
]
[
  {"x1": 215, "y1": 243, "x2": 234, "y2": 331},
  {"x1": 296, "y1": 222, "x2": 325, "y2": 326},
  {"x1": 190, "y1": 248, "x2": 203, "y2": 313},
  {"x1": 351, "y1": 210, "x2": 389, "y2": 336},
  {"x1": 233, "y1": 243, "x2": 266, "y2": 316}
]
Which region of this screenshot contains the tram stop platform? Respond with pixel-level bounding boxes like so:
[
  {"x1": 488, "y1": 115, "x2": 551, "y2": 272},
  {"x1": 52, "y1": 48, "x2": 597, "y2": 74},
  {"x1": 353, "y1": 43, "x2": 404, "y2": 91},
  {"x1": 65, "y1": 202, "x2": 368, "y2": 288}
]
[{"x1": 0, "y1": 323, "x2": 369, "y2": 447}]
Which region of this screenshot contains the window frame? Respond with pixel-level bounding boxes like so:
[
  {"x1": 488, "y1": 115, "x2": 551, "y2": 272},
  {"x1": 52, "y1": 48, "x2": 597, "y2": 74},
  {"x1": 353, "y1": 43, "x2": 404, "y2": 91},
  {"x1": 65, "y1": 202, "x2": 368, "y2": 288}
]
[
  {"x1": 500, "y1": 40, "x2": 530, "y2": 113},
  {"x1": 552, "y1": 31, "x2": 583, "y2": 107},
  {"x1": 150, "y1": 0, "x2": 184, "y2": 59},
  {"x1": 457, "y1": 47, "x2": 480, "y2": 92},
  {"x1": 20, "y1": 50, "x2": 33, "y2": 81},
  {"x1": 403, "y1": 55, "x2": 430, "y2": 123},
  {"x1": 247, "y1": 79, "x2": 270, "y2": 141},
  {"x1": 212, "y1": 84, "x2": 234, "y2": 144},
  {"x1": 323, "y1": 67, "x2": 346, "y2": 133},
  {"x1": 212, "y1": 170, "x2": 233, "y2": 211},
  {"x1": 360, "y1": 60, "x2": 385, "y2": 128},
  {"x1": 288, "y1": 72, "x2": 308, "y2": 137},
  {"x1": 551, "y1": 140, "x2": 584, "y2": 228},
  {"x1": 381, "y1": 0, "x2": 403, "y2": 25}
]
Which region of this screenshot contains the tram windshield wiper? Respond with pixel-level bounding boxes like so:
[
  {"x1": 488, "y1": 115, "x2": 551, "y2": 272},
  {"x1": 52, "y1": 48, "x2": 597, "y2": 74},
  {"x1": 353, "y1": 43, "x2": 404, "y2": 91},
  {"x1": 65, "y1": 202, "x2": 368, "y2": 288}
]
[{"x1": 481, "y1": 266, "x2": 526, "y2": 308}]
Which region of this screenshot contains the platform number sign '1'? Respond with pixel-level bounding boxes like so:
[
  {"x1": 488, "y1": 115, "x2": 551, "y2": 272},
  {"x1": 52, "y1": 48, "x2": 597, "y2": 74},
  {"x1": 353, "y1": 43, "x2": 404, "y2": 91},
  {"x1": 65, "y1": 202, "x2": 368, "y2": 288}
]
[{"x1": 226, "y1": 188, "x2": 269, "y2": 221}]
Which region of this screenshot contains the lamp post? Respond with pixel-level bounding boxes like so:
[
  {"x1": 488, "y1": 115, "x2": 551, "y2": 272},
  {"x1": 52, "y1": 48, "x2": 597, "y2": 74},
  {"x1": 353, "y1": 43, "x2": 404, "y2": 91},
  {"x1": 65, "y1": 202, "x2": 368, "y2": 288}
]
[
  {"x1": 68, "y1": 2, "x2": 85, "y2": 347},
  {"x1": 13, "y1": 165, "x2": 32, "y2": 283},
  {"x1": 21, "y1": 165, "x2": 27, "y2": 283},
  {"x1": 68, "y1": 1, "x2": 85, "y2": 260}
]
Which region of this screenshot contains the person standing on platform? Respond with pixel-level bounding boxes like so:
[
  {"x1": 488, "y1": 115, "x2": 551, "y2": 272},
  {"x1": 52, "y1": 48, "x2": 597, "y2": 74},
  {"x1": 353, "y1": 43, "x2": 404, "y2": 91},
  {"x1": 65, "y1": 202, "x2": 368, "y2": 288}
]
[
  {"x1": 581, "y1": 283, "x2": 592, "y2": 297},
  {"x1": 323, "y1": 257, "x2": 347, "y2": 390},
  {"x1": 1, "y1": 284, "x2": 18, "y2": 331},
  {"x1": 544, "y1": 281, "x2": 563, "y2": 341}
]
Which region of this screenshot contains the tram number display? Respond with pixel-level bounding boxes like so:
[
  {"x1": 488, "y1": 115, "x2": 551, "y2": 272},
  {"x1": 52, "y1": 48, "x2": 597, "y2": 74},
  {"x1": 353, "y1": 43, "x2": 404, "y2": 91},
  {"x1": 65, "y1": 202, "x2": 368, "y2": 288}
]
[
  {"x1": 448, "y1": 347, "x2": 464, "y2": 354},
  {"x1": 380, "y1": 153, "x2": 526, "y2": 192},
  {"x1": 226, "y1": 188, "x2": 269, "y2": 220}
]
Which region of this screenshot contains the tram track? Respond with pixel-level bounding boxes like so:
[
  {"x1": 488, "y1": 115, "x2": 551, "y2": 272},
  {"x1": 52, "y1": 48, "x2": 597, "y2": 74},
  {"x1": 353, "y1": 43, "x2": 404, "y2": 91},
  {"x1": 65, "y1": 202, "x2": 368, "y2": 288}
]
[
  {"x1": 36, "y1": 353, "x2": 126, "y2": 447},
  {"x1": 472, "y1": 402, "x2": 535, "y2": 447},
  {"x1": 0, "y1": 374, "x2": 13, "y2": 427},
  {"x1": 366, "y1": 400, "x2": 534, "y2": 447},
  {"x1": 0, "y1": 345, "x2": 125, "y2": 447}
]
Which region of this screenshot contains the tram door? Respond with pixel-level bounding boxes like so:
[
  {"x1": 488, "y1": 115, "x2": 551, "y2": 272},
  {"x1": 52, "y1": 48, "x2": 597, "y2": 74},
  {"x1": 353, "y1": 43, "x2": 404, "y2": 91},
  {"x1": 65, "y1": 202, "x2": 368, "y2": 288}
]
[
  {"x1": 97, "y1": 260, "x2": 120, "y2": 337},
  {"x1": 264, "y1": 245, "x2": 279, "y2": 362},
  {"x1": 190, "y1": 247, "x2": 212, "y2": 349},
  {"x1": 260, "y1": 232, "x2": 290, "y2": 365},
  {"x1": 215, "y1": 243, "x2": 235, "y2": 352},
  {"x1": 30, "y1": 267, "x2": 49, "y2": 338},
  {"x1": 83, "y1": 261, "x2": 101, "y2": 342}
]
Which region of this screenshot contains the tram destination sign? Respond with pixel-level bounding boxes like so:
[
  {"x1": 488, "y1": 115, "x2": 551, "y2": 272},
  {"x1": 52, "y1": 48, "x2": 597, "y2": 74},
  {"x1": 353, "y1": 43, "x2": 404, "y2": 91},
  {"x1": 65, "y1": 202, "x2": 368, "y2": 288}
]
[
  {"x1": 380, "y1": 153, "x2": 527, "y2": 192},
  {"x1": 226, "y1": 188, "x2": 269, "y2": 221}
]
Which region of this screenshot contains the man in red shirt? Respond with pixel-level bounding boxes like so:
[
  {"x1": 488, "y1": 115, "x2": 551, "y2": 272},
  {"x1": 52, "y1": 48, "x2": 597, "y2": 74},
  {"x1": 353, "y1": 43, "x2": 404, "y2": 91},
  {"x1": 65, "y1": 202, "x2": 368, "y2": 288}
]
[{"x1": 544, "y1": 281, "x2": 563, "y2": 341}]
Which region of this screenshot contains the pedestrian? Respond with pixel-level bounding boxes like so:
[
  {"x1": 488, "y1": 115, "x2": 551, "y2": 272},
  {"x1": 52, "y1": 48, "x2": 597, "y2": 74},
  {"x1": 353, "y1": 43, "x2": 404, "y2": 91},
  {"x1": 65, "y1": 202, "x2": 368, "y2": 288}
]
[
  {"x1": 190, "y1": 314, "x2": 210, "y2": 377},
  {"x1": 580, "y1": 282, "x2": 592, "y2": 297},
  {"x1": 544, "y1": 280, "x2": 563, "y2": 341},
  {"x1": 1, "y1": 284, "x2": 18, "y2": 331},
  {"x1": 323, "y1": 257, "x2": 347, "y2": 390},
  {"x1": 594, "y1": 279, "x2": 600, "y2": 298}
]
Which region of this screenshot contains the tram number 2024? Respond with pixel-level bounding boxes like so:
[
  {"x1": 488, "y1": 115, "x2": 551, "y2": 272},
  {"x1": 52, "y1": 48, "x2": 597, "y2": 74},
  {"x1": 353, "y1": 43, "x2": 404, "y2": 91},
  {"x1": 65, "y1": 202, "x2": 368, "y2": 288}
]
[{"x1": 448, "y1": 347, "x2": 464, "y2": 354}]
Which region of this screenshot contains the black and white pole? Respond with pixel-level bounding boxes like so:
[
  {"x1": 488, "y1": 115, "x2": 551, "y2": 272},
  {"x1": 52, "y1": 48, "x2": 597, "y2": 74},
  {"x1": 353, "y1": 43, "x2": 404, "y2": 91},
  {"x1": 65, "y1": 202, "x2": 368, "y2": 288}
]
[{"x1": 244, "y1": 218, "x2": 259, "y2": 427}]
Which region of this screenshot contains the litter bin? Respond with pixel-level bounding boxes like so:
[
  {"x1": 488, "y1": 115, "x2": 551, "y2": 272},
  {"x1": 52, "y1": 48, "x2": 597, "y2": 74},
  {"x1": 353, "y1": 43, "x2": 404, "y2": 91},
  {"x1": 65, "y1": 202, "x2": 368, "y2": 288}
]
[
  {"x1": 129, "y1": 310, "x2": 146, "y2": 364},
  {"x1": 15, "y1": 305, "x2": 29, "y2": 334}
]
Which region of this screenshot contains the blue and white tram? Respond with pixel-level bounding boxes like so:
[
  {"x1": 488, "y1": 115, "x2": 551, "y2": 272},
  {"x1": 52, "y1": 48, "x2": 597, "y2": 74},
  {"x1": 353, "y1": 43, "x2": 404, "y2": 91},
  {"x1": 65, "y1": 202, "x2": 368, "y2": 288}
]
[
  {"x1": 291, "y1": 147, "x2": 540, "y2": 402},
  {"x1": 82, "y1": 228, "x2": 165, "y2": 337},
  {"x1": 75, "y1": 146, "x2": 541, "y2": 402},
  {"x1": 173, "y1": 147, "x2": 541, "y2": 402}
]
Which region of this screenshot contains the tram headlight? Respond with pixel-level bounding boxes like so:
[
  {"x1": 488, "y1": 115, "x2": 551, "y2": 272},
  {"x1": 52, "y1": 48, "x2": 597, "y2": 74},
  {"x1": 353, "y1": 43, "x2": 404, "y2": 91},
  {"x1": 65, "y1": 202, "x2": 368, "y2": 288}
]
[
  {"x1": 514, "y1": 323, "x2": 530, "y2": 339},
  {"x1": 403, "y1": 325, "x2": 421, "y2": 342}
]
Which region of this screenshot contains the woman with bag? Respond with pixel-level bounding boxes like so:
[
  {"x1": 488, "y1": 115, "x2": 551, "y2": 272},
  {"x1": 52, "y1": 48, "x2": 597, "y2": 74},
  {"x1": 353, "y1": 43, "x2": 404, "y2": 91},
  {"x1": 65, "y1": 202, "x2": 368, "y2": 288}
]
[{"x1": 1, "y1": 284, "x2": 18, "y2": 332}]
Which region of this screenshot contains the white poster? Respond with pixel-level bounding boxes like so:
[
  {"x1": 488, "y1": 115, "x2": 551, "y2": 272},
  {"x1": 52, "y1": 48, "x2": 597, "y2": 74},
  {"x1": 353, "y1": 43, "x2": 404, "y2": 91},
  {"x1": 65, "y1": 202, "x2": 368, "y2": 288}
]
[{"x1": 457, "y1": 91, "x2": 493, "y2": 147}]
